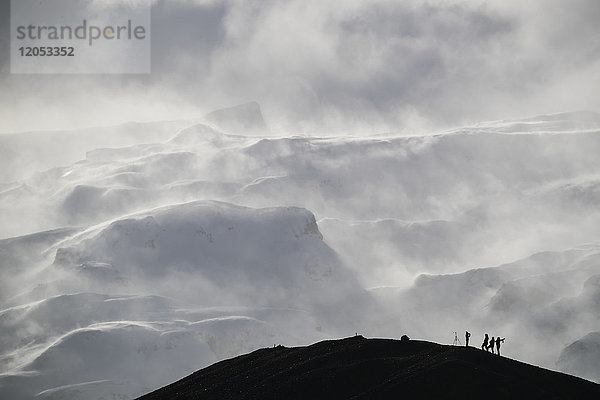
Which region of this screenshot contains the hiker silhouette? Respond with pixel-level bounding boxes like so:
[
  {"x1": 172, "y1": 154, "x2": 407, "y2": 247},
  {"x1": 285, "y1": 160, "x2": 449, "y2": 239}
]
[
  {"x1": 465, "y1": 331, "x2": 471, "y2": 347},
  {"x1": 489, "y1": 337, "x2": 496, "y2": 354},
  {"x1": 482, "y1": 333, "x2": 489, "y2": 351},
  {"x1": 496, "y1": 337, "x2": 505, "y2": 355}
]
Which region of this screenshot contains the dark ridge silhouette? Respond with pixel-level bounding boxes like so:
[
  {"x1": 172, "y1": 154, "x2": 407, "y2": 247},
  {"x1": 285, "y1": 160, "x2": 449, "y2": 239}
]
[{"x1": 136, "y1": 336, "x2": 599, "y2": 400}]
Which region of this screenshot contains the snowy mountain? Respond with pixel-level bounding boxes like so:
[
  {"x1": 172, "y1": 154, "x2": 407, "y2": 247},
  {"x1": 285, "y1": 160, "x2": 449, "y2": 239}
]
[
  {"x1": 0, "y1": 201, "x2": 363, "y2": 399},
  {"x1": 204, "y1": 102, "x2": 269, "y2": 134},
  {"x1": 1, "y1": 108, "x2": 600, "y2": 399},
  {"x1": 558, "y1": 331, "x2": 600, "y2": 383}
]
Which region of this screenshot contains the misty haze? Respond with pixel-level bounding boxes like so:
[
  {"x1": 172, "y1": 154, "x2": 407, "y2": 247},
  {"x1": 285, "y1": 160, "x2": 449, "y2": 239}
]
[{"x1": 1, "y1": 1, "x2": 600, "y2": 399}]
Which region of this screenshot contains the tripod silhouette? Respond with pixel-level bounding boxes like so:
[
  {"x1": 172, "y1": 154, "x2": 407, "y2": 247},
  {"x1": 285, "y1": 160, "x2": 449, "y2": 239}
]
[{"x1": 452, "y1": 331, "x2": 462, "y2": 346}]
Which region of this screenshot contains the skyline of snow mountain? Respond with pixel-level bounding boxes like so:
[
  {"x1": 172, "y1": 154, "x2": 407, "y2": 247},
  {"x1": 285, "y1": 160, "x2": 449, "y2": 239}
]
[{"x1": 1, "y1": 105, "x2": 599, "y2": 399}]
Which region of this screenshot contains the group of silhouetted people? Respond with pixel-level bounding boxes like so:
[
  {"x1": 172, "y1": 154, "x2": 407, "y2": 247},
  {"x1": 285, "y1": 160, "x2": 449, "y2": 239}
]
[{"x1": 465, "y1": 331, "x2": 505, "y2": 355}]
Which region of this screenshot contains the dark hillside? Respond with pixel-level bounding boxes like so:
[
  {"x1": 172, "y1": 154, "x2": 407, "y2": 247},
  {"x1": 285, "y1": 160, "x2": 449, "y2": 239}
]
[{"x1": 137, "y1": 336, "x2": 600, "y2": 400}]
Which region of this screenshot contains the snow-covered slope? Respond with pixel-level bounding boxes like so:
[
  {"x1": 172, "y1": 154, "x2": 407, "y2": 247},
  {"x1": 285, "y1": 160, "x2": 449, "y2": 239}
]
[
  {"x1": 558, "y1": 331, "x2": 600, "y2": 383},
  {"x1": 0, "y1": 120, "x2": 199, "y2": 184},
  {"x1": 1, "y1": 201, "x2": 359, "y2": 399},
  {"x1": 1, "y1": 110, "x2": 600, "y2": 399},
  {"x1": 47, "y1": 201, "x2": 359, "y2": 311},
  {"x1": 204, "y1": 102, "x2": 269, "y2": 134}
]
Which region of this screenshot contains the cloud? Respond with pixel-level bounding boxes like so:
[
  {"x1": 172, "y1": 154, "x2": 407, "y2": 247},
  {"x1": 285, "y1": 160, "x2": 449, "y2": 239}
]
[{"x1": 1, "y1": 0, "x2": 599, "y2": 133}]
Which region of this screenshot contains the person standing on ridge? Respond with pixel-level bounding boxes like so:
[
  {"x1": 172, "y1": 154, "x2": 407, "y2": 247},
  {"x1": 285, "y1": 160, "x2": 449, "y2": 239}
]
[
  {"x1": 489, "y1": 337, "x2": 496, "y2": 354},
  {"x1": 496, "y1": 337, "x2": 505, "y2": 356},
  {"x1": 482, "y1": 333, "x2": 489, "y2": 351},
  {"x1": 465, "y1": 331, "x2": 471, "y2": 347}
]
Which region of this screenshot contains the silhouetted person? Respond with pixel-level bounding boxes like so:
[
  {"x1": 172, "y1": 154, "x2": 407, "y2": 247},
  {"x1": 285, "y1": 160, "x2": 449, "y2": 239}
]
[
  {"x1": 496, "y1": 337, "x2": 505, "y2": 355},
  {"x1": 489, "y1": 337, "x2": 496, "y2": 354},
  {"x1": 465, "y1": 331, "x2": 471, "y2": 347},
  {"x1": 482, "y1": 333, "x2": 489, "y2": 351}
]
